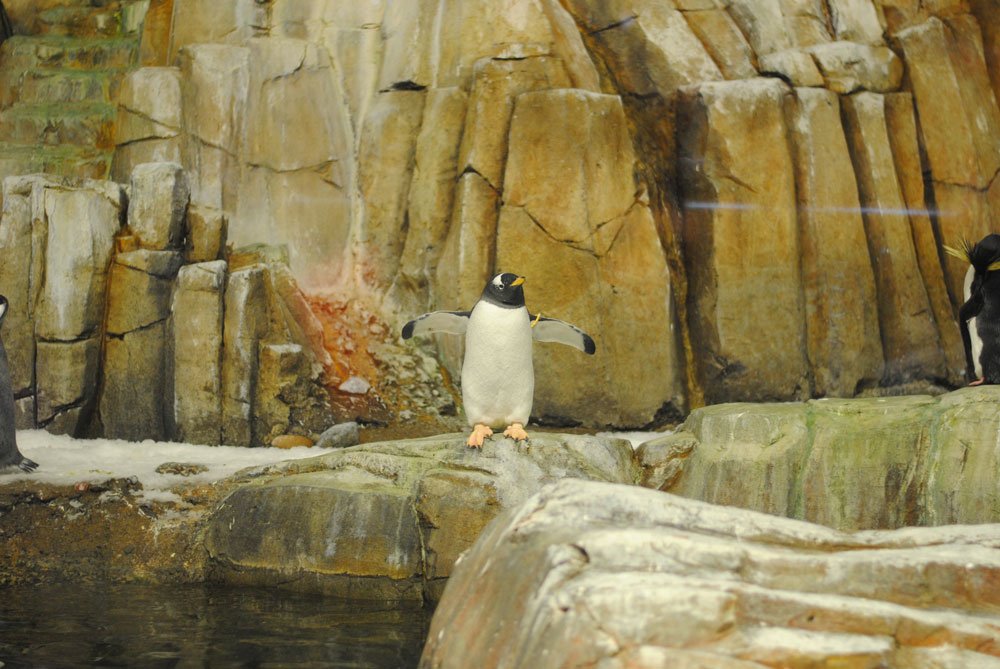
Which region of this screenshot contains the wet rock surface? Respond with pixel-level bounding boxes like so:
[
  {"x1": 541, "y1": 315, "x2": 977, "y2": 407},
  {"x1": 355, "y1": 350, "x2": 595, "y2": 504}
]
[{"x1": 203, "y1": 432, "x2": 637, "y2": 602}]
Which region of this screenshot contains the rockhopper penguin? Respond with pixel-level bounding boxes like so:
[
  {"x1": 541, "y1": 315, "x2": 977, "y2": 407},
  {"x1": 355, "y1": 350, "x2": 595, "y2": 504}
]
[
  {"x1": 0, "y1": 295, "x2": 37, "y2": 472},
  {"x1": 402, "y1": 273, "x2": 596, "y2": 448},
  {"x1": 945, "y1": 235, "x2": 1000, "y2": 385}
]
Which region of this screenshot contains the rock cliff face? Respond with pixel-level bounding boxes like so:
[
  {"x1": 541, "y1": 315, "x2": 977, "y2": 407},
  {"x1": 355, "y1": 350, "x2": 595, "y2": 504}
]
[
  {"x1": 0, "y1": 165, "x2": 334, "y2": 445},
  {"x1": 1, "y1": 0, "x2": 998, "y2": 429},
  {"x1": 101, "y1": 0, "x2": 1000, "y2": 427}
]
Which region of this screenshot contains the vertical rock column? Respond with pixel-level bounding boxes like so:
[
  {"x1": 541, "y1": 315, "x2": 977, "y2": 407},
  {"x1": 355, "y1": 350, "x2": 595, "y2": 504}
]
[
  {"x1": 0, "y1": 177, "x2": 44, "y2": 426},
  {"x1": 112, "y1": 66, "x2": 183, "y2": 182},
  {"x1": 220, "y1": 266, "x2": 269, "y2": 447},
  {"x1": 897, "y1": 16, "x2": 1000, "y2": 305},
  {"x1": 785, "y1": 87, "x2": 883, "y2": 397},
  {"x1": 678, "y1": 78, "x2": 808, "y2": 403},
  {"x1": 841, "y1": 93, "x2": 946, "y2": 382},
  {"x1": 100, "y1": 162, "x2": 188, "y2": 440},
  {"x1": 33, "y1": 179, "x2": 125, "y2": 434},
  {"x1": 171, "y1": 260, "x2": 226, "y2": 445}
]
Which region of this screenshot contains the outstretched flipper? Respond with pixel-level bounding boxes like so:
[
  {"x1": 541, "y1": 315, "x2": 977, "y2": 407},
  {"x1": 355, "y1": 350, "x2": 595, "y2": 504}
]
[
  {"x1": 402, "y1": 311, "x2": 471, "y2": 339},
  {"x1": 530, "y1": 315, "x2": 596, "y2": 354}
]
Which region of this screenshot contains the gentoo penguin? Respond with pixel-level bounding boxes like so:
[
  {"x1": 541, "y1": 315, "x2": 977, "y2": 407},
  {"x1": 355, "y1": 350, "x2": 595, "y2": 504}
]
[
  {"x1": 945, "y1": 235, "x2": 1000, "y2": 385},
  {"x1": 402, "y1": 273, "x2": 596, "y2": 448},
  {"x1": 0, "y1": 295, "x2": 37, "y2": 472}
]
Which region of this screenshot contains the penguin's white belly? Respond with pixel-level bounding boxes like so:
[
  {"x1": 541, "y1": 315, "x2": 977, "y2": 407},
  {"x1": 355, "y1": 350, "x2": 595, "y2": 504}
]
[
  {"x1": 461, "y1": 302, "x2": 534, "y2": 427},
  {"x1": 965, "y1": 265, "x2": 984, "y2": 377}
]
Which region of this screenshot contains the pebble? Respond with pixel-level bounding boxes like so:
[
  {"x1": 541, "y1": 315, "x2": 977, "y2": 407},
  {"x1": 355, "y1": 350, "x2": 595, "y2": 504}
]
[
  {"x1": 338, "y1": 376, "x2": 371, "y2": 395},
  {"x1": 315, "y1": 422, "x2": 360, "y2": 449},
  {"x1": 271, "y1": 434, "x2": 315, "y2": 449}
]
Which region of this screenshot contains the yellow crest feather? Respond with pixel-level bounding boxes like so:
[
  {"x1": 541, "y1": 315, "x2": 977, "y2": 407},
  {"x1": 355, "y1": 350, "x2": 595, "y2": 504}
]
[{"x1": 943, "y1": 239, "x2": 973, "y2": 264}]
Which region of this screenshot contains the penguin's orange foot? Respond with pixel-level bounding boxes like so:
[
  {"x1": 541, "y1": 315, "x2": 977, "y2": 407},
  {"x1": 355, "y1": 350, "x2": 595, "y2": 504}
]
[
  {"x1": 971, "y1": 377, "x2": 986, "y2": 386},
  {"x1": 503, "y1": 423, "x2": 529, "y2": 441},
  {"x1": 467, "y1": 423, "x2": 493, "y2": 448}
]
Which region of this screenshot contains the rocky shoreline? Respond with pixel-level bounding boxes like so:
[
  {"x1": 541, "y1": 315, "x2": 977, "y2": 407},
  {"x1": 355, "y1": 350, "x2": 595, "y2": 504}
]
[{"x1": 4, "y1": 388, "x2": 1000, "y2": 666}]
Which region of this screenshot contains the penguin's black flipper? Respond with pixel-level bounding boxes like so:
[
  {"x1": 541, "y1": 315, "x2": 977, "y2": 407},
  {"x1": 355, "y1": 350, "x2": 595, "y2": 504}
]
[
  {"x1": 530, "y1": 315, "x2": 596, "y2": 354},
  {"x1": 402, "y1": 311, "x2": 471, "y2": 339}
]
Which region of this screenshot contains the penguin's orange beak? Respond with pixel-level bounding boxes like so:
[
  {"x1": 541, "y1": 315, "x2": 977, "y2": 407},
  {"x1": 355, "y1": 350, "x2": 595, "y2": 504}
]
[{"x1": 511, "y1": 276, "x2": 525, "y2": 286}]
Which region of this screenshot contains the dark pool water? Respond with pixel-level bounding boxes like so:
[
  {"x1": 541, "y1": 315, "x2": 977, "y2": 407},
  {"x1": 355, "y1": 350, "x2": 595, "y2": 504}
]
[{"x1": 0, "y1": 583, "x2": 431, "y2": 668}]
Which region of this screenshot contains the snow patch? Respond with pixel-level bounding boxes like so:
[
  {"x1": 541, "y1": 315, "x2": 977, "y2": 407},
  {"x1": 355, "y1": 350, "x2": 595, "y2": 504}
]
[{"x1": 0, "y1": 430, "x2": 338, "y2": 503}]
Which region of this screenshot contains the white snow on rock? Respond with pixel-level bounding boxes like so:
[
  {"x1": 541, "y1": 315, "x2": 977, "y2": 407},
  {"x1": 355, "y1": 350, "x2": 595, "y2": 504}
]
[{"x1": 0, "y1": 430, "x2": 337, "y2": 503}]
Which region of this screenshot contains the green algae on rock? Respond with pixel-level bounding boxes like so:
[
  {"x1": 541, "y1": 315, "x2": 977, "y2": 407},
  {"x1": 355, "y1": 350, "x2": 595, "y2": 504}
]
[{"x1": 640, "y1": 386, "x2": 1000, "y2": 530}]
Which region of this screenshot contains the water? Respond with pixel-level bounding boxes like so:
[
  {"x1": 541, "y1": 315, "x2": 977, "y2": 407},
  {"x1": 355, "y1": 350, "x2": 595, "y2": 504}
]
[{"x1": 0, "y1": 583, "x2": 431, "y2": 668}]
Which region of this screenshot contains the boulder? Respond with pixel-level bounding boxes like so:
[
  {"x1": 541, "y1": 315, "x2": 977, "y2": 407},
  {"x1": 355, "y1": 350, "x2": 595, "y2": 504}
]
[
  {"x1": 779, "y1": 0, "x2": 835, "y2": 46},
  {"x1": 643, "y1": 386, "x2": 1000, "y2": 529},
  {"x1": 171, "y1": 260, "x2": 227, "y2": 445},
  {"x1": 127, "y1": 163, "x2": 189, "y2": 251},
  {"x1": 457, "y1": 56, "x2": 570, "y2": 193},
  {"x1": 203, "y1": 433, "x2": 637, "y2": 602},
  {"x1": 422, "y1": 480, "x2": 1000, "y2": 668},
  {"x1": 678, "y1": 78, "x2": 808, "y2": 403},
  {"x1": 433, "y1": 171, "x2": 500, "y2": 312}
]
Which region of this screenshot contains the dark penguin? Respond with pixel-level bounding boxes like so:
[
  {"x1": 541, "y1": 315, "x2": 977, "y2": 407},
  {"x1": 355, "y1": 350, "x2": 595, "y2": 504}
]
[
  {"x1": 0, "y1": 295, "x2": 37, "y2": 472},
  {"x1": 946, "y1": 235, "x2": 1000, "y2": 385}
]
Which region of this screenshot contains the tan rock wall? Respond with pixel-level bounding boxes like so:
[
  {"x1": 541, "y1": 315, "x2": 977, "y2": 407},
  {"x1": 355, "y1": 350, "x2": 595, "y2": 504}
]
[
  {"x1": 0, "y1": 166, "x2": 335, "y2": 444},
  {"x1": 104, "y1": 0, "x2": 1000, "y2": 426}
]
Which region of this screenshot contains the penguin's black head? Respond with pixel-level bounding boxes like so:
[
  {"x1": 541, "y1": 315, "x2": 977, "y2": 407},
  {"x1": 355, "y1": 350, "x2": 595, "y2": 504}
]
[
  {"x1": 0, "y1": 295, "x2": 7, "y2": 325},
  {"x1": 970, "y1": 234, "x2": 1000, "y2": 276},
  {"x1": 947, "y1": 234, "x2": 1000, "y2": 277},
  {"x1": 482, "y1": 273, "x2": 526, "y2": 309}
]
